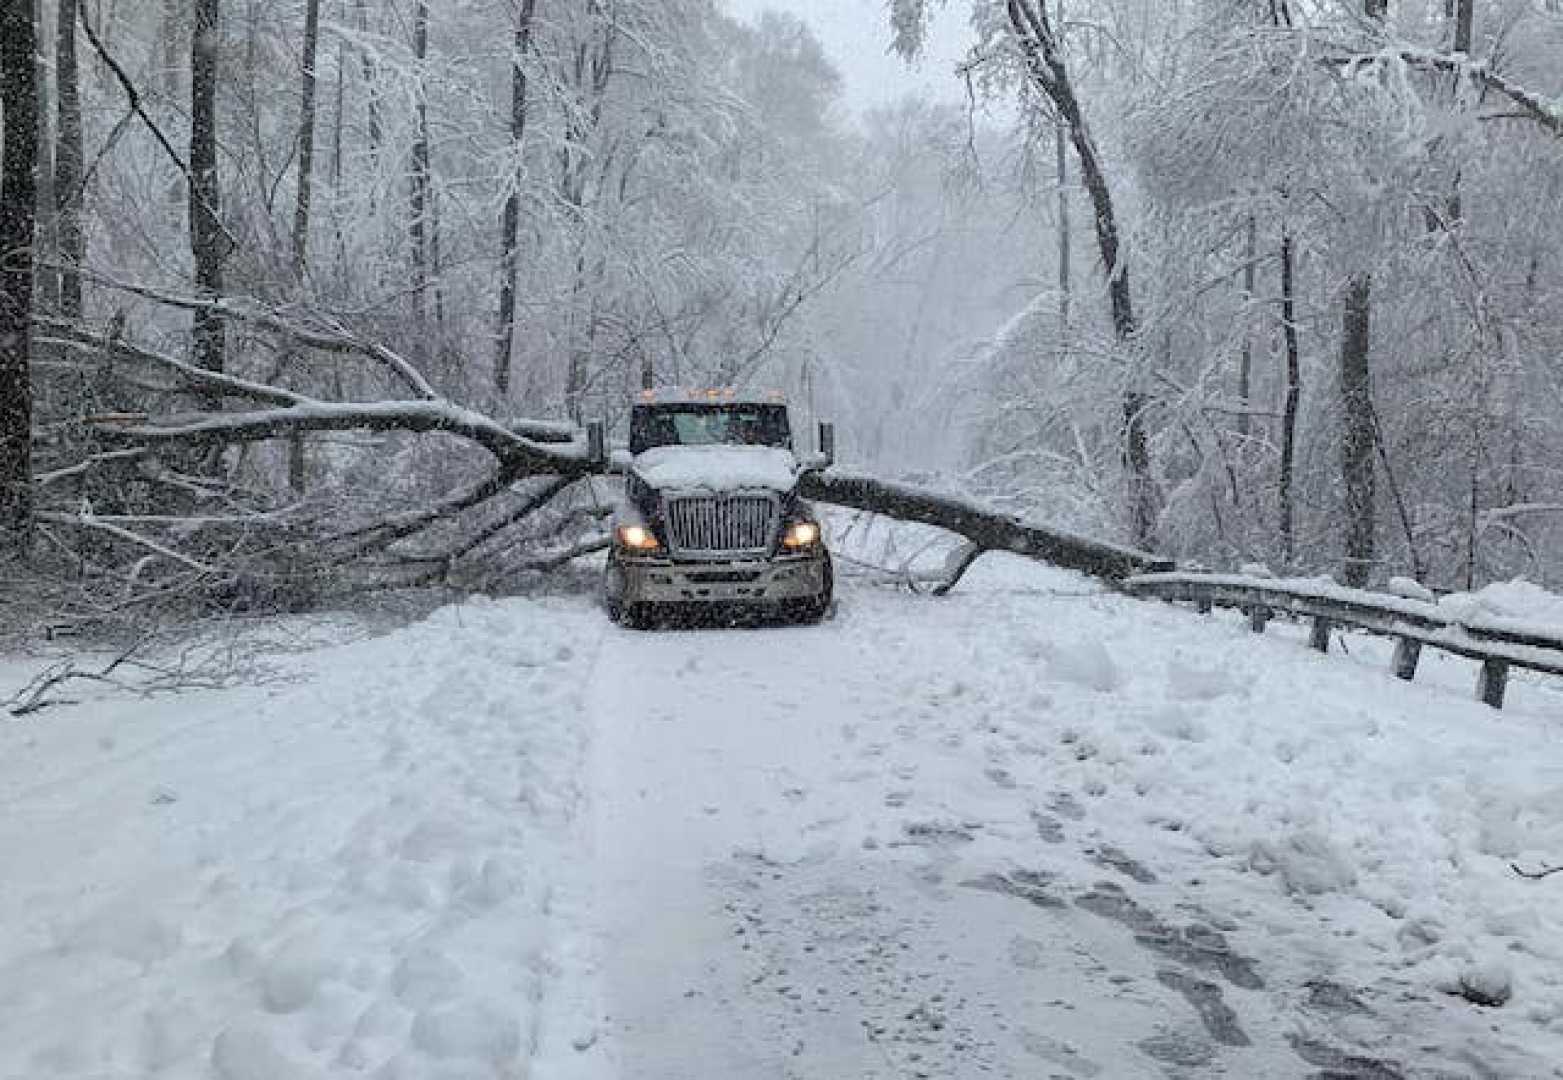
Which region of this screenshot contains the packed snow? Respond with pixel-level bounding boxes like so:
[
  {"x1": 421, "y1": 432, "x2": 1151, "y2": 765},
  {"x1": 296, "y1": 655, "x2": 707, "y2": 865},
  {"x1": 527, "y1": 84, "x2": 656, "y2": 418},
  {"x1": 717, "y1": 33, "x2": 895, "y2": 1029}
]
[
  {"x1": 3, "y1": 558, "x2": 1563, "y2": 1078},
  {"x1": 631, "y1": 445, "x2": 798, "y2": 493}
]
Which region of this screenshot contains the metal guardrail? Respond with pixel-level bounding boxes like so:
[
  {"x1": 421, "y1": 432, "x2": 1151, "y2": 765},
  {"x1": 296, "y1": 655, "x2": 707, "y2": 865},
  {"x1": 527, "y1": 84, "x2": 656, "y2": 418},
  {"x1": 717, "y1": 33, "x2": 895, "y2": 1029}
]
[{"x1": 1124, "y1": 572, "x2": 1563, "y2": 710}]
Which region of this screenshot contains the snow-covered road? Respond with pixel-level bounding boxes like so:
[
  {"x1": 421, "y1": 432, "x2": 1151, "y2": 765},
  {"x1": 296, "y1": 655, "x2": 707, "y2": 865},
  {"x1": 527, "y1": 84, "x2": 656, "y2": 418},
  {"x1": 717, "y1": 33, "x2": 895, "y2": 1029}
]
[
  {"x1": 560, "y1": 568, "x2": 1563, "y2": 1080},
  {"x1": 4, "y1": 560, "x2": 1563, "y2": 1079},
  {"x1": 572, "y1": 592, "x2": 1294, "y2": 1079}
]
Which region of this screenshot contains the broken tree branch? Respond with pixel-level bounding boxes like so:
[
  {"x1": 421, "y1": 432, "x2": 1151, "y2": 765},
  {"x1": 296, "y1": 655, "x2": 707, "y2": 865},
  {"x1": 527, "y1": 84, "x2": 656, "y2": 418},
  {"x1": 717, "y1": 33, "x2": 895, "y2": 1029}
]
[
  {"x1": 64, "y1": 268, "x2": 440, "y2": 400},
  {"x1": 36, "y1": 316, "x2": 311, "y2": 407},
  {"x1": 87, "y1": 400, "x2": 591, "y2": 478},
  {"x1": 799, "y1": 470, "x2": 1172, "y2": 583}
]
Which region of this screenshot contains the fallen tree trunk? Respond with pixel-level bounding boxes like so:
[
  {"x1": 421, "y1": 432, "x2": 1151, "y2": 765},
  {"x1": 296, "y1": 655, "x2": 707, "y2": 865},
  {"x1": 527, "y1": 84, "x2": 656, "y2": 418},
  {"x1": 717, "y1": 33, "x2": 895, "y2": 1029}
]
[
  {"x1": 22, "y1": 281, "x2": 1181, "y2": 635},
  {"x1": 799, "y1": 470, "x2": 1174, "y2": 583}
]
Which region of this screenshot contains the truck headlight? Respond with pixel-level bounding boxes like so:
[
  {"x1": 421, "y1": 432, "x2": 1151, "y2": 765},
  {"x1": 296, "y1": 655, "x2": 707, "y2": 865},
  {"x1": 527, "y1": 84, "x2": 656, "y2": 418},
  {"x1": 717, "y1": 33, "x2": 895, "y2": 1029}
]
[
  {"x1": 616, "y1": 524, "x2": 662, "y2": 552},
  {"x1": 782, "y1": 520, "x2": 821, "y2": 550}
]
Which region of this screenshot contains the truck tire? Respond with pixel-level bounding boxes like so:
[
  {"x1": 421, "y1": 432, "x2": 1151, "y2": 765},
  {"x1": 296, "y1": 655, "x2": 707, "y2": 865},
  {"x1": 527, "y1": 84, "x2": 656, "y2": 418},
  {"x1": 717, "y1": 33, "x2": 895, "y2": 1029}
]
[
  {"x1": 797, "y1": 556, "x2": 834, "y2": 624},
  {"x1": 603, "y1": 555, "x2": 643, "y2": 628}
]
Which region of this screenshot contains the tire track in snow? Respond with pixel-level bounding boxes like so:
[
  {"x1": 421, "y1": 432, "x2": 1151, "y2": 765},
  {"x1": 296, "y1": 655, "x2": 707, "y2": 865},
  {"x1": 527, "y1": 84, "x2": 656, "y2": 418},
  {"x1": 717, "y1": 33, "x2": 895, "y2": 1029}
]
[{"x1": 563, "y1": 587, "x2": 1307, "y2": 1079}]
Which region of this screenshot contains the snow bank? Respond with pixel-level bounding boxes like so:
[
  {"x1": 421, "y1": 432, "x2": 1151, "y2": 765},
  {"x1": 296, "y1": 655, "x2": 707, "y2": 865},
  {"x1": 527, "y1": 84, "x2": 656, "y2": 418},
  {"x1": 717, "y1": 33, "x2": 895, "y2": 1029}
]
[
  {"x1": 0, "y1": 597, "x2": 601, "y2": 1080},
  {"x1": 1439, "y1": 578, "x2": 1563, "y2": 636},
  {"x1": 857, "y1": 554, "x2": 1563, "y2": 1069}
]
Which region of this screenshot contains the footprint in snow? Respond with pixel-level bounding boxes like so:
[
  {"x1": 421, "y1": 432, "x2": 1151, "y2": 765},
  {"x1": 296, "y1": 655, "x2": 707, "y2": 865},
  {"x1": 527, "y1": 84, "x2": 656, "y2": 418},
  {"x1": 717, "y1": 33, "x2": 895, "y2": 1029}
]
[
  {"x1": 984, "y1": 766, "x2": 1016, "y2": 790},
  {"x1": 1048, "y1": 791, "x2": 1087, "y2": 821}
]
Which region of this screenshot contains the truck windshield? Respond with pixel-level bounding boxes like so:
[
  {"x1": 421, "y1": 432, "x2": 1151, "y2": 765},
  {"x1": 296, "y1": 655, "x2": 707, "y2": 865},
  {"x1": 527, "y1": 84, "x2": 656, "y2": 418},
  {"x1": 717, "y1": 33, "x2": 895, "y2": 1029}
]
[{"x1": 630, "y1": 404, "x2": 792, "y2": 454}]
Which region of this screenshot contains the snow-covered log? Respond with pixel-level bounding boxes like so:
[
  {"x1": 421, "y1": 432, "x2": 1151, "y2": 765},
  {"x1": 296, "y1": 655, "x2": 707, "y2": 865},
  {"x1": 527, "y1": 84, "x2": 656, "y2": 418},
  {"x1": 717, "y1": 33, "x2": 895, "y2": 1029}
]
[
  {"x1": 86, "y1": 401, "x2": 594, "y2": 480},
  {"x1": 798, "y1": 470, "x2": 1173, "y2": 582}
]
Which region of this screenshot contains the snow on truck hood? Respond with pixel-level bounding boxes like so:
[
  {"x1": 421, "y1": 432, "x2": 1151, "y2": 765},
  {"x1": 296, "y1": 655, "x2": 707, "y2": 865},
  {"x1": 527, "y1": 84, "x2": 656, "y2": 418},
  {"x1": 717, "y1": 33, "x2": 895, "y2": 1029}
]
[{"x1": 632, "y1": 445, "x2": 798, "y2": 492}]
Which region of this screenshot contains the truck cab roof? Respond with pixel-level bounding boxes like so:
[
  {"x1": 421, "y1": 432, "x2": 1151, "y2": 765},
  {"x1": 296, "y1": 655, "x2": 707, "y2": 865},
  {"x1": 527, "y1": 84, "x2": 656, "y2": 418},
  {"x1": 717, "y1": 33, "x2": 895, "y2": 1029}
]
[{"x1": 635, "y1": 387, "x2": 789, "y2": 407}]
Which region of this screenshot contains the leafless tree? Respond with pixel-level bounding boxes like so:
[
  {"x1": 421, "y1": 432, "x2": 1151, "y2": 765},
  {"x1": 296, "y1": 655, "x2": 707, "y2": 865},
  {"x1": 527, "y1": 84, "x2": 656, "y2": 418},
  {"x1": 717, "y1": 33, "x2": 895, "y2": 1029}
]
[{"x1": 0, "y1": 0, "x2": 38, "y2": 547}]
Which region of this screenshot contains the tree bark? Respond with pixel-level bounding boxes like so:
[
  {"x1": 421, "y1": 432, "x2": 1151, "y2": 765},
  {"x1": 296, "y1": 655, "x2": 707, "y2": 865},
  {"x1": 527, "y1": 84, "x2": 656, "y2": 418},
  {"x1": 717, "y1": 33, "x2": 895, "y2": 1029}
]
[
  {"x1": 1054, "y1": 0, "x2": 1070, "y2": 345},
  {"x1": 30, "y1": 0, "x2": 55, "y2": 315},
  {"x1": 1452, "y1": 0, "x2": 1474, "y2": 52},
  {"x1": 1339, "y1": 274, "x2": 1376, "y2": 585},
  {"x1": 355, "y1": 0, "x2": 381, "y2": 179},
  {"x1": 1277, "y1": 231, "x2": 1300, "y2": 565},
  {"x1": 0, "y1": 0, "x2": 39, "y2": 543},
  {"x1": 797, "y1": 470, "x2": 1172, "y2": 583},
  {"x1": 189, "y1": 0, "x2": 226, "y2": 387},
  {"x1": 408, "y1": 1, "x2": 431, "y2": 344},
  {"x1": 494, "y1": 0, "x2": 538, "y2": 398},
  {"x1": 1334, "y1": 0, "x2": 1384, "y2": 587},
  {"x1": 1238, "y1": 214, "x2": 1256, "y2": 438},
  {"x1": 54, "y1": 0, "x2": 84, "y2": 318},
  {"x1": 291, "y1": 0, "x2": 321, "y2": 274},
  {"x1": 283, "y1": 0, "x2": 322, "y2": 492},
  {"x1": 1006, "y1": 0, "x2": 1157, "y2": 547},
  {"x1": 1444, "y1": 0, "x2": 1474, "y2": 222}
]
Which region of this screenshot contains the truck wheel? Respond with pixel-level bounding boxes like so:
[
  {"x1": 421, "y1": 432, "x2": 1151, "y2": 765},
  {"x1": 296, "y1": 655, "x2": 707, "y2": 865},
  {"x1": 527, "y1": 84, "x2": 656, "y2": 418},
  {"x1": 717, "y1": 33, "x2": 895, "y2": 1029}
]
[
  {"x1": 797, "y1": 557, "x2": 834, "y2": 624},
  {"x1": 603, "y1": 557, "x2": 636, "y2": 627},
  {"x1": 608, "y1": 599, "x2": 648, "y2": 629}
]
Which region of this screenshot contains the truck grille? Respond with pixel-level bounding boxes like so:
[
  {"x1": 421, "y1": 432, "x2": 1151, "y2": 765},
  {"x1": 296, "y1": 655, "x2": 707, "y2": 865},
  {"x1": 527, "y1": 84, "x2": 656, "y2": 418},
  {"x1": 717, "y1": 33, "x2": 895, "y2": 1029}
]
[{"x1": 665, "y1": 494, "x2": 778, "y2": 557}]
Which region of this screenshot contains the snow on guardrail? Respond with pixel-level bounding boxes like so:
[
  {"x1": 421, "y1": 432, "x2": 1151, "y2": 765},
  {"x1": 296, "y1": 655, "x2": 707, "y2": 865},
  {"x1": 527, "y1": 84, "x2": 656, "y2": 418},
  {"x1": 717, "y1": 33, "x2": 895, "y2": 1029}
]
[{"x1": 1123, "y1": 571, "x2": 1563, "y2": 710}]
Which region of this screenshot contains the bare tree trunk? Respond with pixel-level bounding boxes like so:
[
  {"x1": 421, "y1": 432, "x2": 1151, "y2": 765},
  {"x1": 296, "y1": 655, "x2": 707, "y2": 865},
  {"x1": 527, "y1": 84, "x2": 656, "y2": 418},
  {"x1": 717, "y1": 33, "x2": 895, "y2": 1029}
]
[
  {"x1": 558, "y1": 4, "x2": 614, "y2": 421},
  {"x1": 329, "y1": 27, "x2": 345, "y2": 293},
  {"x1": 1054, "y1": 0, "x2": 1070, "y2": 345},
  {"x1": 190, "y1": 0, "x2": 226, "y2": 387},
  {"x1": 1339, "y1": 274, "x2": 1376, "y2": 585},
  {"x1": 355, "y1": 0, "x2": 380, "y2": 177},
  {"x1": 1465, "y1": 418, "x2": 1482, "y2": 589},
  {"x1": 1, "y1": 0, "x2": 39, "y2": 544},
  {"x1": 290, "y1": 0, "x2": 320, "y2": 273},
  {"x1": 797, "y1": 471, "x2": 1171, "y2": 582},
  {"x1": 1444, "y1": 0, "x2": 1474, "y2": 223},
  {"x1": 1277, "y1": 230, "x2": 1300, "y2": 565},
  {"x1": 1451, "y1": 0, "x2": 1473, "y2": 52},
  {"x1": 286, "y1": 0, "x2": 321, "y2": 492},
  {"x1": 31, "y1": 0, "x2": 56, "y2": 316},
  {"x1": 331, "y1": 36, "x2": 344, "y2": 192},
  {"x1": 494, "y1": 0, "x2": 537, "y2": 399},
  {"x1": 1238, "y1": 214, "x2": 1256, "y2": 438},
  {"x1": 1335, "y1": 0, "x2": 1384, "y2": 587},
  {"x1": 54, "y1": 0, "x2": 84, "y2": 318},
  {"x1": 408, "y1": 0, "x2": 430, "y2": 346},
  {"x1": 1007, "y1": 0, "x2": 1157, "y2": 547}
]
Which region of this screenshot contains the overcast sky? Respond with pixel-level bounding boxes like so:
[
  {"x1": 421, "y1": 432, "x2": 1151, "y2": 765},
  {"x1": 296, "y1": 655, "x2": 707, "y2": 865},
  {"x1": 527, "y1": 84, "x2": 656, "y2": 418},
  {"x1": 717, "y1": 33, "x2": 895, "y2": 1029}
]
[{"x1": 723, "y1": 0, "x2": 977, "y2": 116}]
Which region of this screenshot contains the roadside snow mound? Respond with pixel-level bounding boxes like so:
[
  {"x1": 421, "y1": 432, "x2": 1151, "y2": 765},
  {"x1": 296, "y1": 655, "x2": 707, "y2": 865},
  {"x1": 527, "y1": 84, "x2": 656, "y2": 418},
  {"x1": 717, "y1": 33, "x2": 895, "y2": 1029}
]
[
  {"x1": 924, "y1": 556, "x2": 1563, "y2": 1071},
  {"x1": 0, "y1": 597, "x2": 601, "y2": 1080},
  {"x1": 1439, "y1": 578, "x2": 1563, "y2": 634}
]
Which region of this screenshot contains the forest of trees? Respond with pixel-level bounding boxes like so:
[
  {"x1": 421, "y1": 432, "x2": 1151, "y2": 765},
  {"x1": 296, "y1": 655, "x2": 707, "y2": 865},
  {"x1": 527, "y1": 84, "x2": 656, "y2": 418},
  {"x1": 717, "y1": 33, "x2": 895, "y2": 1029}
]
[{"x1": 2, "y1": 0, "x2": 1561, "y2": 628}]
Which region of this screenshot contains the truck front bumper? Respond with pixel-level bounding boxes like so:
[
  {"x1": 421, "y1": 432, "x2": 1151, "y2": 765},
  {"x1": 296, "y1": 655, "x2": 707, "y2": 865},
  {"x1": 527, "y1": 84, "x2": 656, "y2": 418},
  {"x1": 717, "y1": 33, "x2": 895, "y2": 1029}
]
[{"x1": 608, "y1": 550, "x2": 829, "y2": 606}]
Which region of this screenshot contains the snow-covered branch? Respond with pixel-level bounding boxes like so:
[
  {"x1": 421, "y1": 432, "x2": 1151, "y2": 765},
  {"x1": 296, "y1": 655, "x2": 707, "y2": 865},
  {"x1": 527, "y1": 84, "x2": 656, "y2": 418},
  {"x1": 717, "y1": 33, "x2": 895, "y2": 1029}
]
[
  {"x1": 1327, "y1": 47, "x2": 1563, "y2": 139},
  {"x1": 68, "y1": 270, "x2": 441, "y2": 400},
  {"x1": 89, "y1": 401, "x2": 591, "y2": 479}
]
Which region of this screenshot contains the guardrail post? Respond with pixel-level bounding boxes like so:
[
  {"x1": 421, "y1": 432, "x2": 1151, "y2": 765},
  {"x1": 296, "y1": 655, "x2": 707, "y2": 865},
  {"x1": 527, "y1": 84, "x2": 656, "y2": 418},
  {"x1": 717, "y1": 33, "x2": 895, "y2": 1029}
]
[
  {"x1": 1391, "y1": 638, "x2": 1421, "y2": 681},
  {"x1": 1477, "y1": 659, "x2": 1509, "y2": 709},
  {"x1": 1248, "y1": 606, "x2": 1270, "y2": 634},
  {"x1": 1309, "y1": 616, "x2": 1332, "y2": 653}
]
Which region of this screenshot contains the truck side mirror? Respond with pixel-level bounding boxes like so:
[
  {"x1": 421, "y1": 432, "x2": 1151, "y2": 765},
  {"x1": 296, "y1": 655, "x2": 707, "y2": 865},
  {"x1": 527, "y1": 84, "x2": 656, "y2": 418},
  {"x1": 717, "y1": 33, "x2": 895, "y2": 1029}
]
[
  {"x1": 817, "y1": 421, "x2": 835, "y2": 470},
  {"x1": 586, "y1": 419, "x2": 606, "y2": 469}
]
